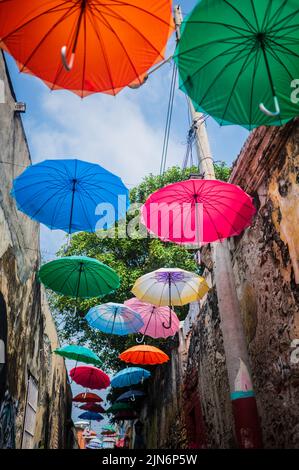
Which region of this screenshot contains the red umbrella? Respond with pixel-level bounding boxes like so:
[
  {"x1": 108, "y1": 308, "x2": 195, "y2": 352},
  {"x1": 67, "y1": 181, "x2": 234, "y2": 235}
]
[
  {"x1": 72, "y1": 392, "x2": 103, "y2": 403},
  {"x1": 141, "y1": 179, "x2": 256, "y2": 246},
  {"x1": 79, "y1": 403, "x2": 106, "y2": 413},
  {"x1": 70, "y1": 366, "x2": 110, "y2": 390}
]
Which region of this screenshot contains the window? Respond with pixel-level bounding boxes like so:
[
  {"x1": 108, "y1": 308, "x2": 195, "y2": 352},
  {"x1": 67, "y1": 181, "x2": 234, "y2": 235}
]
[{"x1": 21, "y1": 372, "x2": 38, "y2": 449}]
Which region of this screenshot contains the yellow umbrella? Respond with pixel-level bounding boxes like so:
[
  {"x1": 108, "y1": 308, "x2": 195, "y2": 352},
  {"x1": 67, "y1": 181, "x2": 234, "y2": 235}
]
[{"x1": 131, "y1": 268, "x2": 209, "y2": 329}]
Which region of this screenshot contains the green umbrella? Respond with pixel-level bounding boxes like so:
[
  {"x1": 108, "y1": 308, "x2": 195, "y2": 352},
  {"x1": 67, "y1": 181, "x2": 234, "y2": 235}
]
[
  {"x1": 38, "y1": 256, "x2": 120, "y2": 299},
  {"x1": 106, "y1": 402, "x2": 134, "y2": 414},
  {"x1": 174, "y1": 0, "x2": 299, "y2": 129},
  {"x1": 54, "y1": 345, "x2": 102, "y2": 366}
]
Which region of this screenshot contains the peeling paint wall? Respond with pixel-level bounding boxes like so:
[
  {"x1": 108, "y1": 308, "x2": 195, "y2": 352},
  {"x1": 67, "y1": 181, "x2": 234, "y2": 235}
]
[
  {"x1": 0, "y1": 53, "x2": 75, "y2": 449},
  {"x1": 141, "y1": 119, "x2": 299, "y2": 449}
]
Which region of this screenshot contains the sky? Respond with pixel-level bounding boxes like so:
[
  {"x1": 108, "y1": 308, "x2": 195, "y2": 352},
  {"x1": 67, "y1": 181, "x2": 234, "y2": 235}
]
[{"x1": 5, "y1": 0, "x2": 249, "y2": 257}]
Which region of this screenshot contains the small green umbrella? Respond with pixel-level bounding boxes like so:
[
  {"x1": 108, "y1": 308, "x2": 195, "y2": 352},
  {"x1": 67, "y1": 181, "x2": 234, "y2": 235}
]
[
  {"x1": 38, "y1": 256, "x2": 120, "y2": 299},
  {"x1": 54, "y1": 345, "x2": 102, "y2": 366},
  {"x1": 106, "y1": 402, "x2": 134, "y2": 414},
  {"x1": 174, "y1": 0, "x2": 299, "y2": 129}
]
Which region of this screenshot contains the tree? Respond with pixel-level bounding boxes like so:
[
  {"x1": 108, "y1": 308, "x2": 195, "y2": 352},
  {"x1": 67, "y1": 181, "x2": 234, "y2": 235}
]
[{"x1": 52, "y1": 163, "x2": 230, "y2": 370}]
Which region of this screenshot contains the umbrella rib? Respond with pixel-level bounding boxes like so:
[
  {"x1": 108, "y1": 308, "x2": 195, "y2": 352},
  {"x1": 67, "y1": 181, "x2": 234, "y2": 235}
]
[
  {"x1": 92, "y1": 2, "x2": 167, "y2": 61},
  {"x1": 266, "y1": 41, "x2": 296, "y2": 82},
  {"x1": 86, "y1": 7, "x2": 116, "y2": 93},
  {"x1": 223, "y1": 0, "x2": 257, "y2": 33},
  {"x1": 19, "y1": 6, "x2": 78, "y2": 72},
  {"x1": 219, "y1": 45, "x2": 257, "y2": 125},
  {"x1": 80, "y1": 7, "x2": 87, "y2": 99},
  {"x1": 179, "y1": 39, "x2": 253, "y2": 101},
  {"x1": 267, "y1": 4, "x2": 299, "y2": 32},
  {"x1": 90, "y1": 6, "x2": 143, "y2": 88}
]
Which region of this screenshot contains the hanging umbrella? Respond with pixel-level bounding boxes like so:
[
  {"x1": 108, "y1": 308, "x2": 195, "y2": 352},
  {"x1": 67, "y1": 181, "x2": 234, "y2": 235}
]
[
  {"x1": 141, "y1": 179, "x2": 256, "y2": 246},
  {"x1": 38, "y1": 256, "x2": 120, "y2": 299},
  {"x1": 119, "y1": 345, "x2": 169, "y2": 365},
  {"x1": 106, "y1": 402, "x2": 134, "y2": 414},
  {"x1": 78, "y1": 411, "x2": 104, "y2": 421},
  {"x1": 101, "y1": 425, "x2": 116, "y2": 436},
  {"x1": 124, "y1": 298, "x2": 180, "y2": 340},
  {"x1": 54, "y1": 345, "x2": 102, "y2": 366},
  {"x1": 174, "y1": 0, "x2": 299, "y2": 129},
  {"x1": 73, "y1": 392, "x2": 103, "y2": 403},
  {"x1": 0, "y1": 0, "x2": 173, "y2": 97},
  {"x1": 116, "y1": 390, "x2": 145, "y2": 402},
  {"x1": 11, "y1": 159, "x2": 129, "y2": 234},
  {"x1": 85, "y1": 302, "x2": 144, "y2": 336},
  {"x1": 113, "y1": 411, "x2": 138, "y2": 421},
  {"x1": 79, "y1": 403, "x2": 105, "y2": 413},
  {"x1": 86, "y1": 438, "x2": 103, "y2": 449},
  {"x1": 111, "y1": 367, "x2": 150, "y2": 388},
  {"x1": 70, "y1": 365, "x2": 110, "y2": 390},
  {"x1": 132, "y1": 267, "x2": 209, "y2": 328}
]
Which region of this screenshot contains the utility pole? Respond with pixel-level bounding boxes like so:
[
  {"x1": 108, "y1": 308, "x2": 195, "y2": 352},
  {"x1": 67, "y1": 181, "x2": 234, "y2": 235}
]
[{"x1": 174, "y1": 5, "x2": 263, "y2": 449}]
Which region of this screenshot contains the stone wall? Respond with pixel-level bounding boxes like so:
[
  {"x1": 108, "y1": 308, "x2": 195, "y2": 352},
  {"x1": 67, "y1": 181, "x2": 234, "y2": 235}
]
[
  {"x1": 141, "y1": 119, "x2": 299, "y2": 449},
  {"x1": 0, "y1": 53, "x2": 75, "y2": 449}
]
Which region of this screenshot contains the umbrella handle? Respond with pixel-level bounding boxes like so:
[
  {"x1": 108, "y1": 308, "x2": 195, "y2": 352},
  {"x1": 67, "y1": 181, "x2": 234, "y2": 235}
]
[
  {"x1": 259, "y1": 95, "x2": 280, "y2": 117},
  {"x1": 136, "y1": 334, "x2": 145, "y2": 344},
  {"x1": 61, "y1": 46, "x2": 75, "y2": 71},
  {"x1": 130, "y1": 395, "x2": 136, "y2": 402}
]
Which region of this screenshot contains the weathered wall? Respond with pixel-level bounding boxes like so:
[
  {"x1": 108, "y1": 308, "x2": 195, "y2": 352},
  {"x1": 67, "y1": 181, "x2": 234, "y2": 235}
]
[
  {"x1": 141, "y1": 119, "x2": 299, "y2": 449},
  {"x1": 0, "y1": 53, "x2": 74, "y2": 449}
]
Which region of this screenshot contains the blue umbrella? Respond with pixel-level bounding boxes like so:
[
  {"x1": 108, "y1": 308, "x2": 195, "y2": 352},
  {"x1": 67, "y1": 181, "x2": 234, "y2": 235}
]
[
  {"x1": 116, "y1": 390, "x2": 145, "y2": 402},
  {"x1": 85, "y1": 303, "x2": 144, "y2": 336},
  {"x1": 86, "y1": 439, "x2": 103, "y2": 449},
  {"x1": 78, "y1": 411, "x2": 104, "y2": 421},
  {"x1": 111, "y1": 367, "x2": 151, "y2": 388},
  {"x1": 11, "y1": 159, "x2": 129, "y2": 233}
]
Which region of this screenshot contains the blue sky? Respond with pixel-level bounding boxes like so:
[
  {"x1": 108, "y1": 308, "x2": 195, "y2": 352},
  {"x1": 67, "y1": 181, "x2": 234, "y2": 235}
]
[{"x1": 6, "y1": 0, "x2": 249, "y2": 255}]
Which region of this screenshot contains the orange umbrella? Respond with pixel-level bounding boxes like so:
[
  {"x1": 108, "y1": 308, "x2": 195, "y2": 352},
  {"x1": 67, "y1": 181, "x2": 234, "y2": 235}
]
[
  {"x1": 119, "y1": 344, "x2": 169, "y2": 365},
  {"x1": 0, "y1": 0, "x2": 173, "y2": 97}
]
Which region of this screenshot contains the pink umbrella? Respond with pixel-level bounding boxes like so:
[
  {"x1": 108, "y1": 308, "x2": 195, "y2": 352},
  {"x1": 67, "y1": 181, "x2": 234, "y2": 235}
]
[
  {"x1": 141, "y1": 179, "x2": 255, "y2": 246},
  {"x1": 70, "y1": 366, "x2": 110, "y2": 390},
  {"x1": 125, "y1": 298, "x2": 179, "y2": 340}
]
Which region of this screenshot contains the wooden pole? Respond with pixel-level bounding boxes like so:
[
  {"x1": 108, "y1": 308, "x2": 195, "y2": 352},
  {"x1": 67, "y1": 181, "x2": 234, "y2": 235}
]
[{"x1": 174, "y1": 5, "x2": 263, "y2": 448}]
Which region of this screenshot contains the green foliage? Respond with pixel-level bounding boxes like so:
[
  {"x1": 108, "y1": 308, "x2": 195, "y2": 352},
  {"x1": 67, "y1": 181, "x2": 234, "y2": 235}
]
[{"x1": 52, "y1": 163, "x2": 230, "y2": 371}]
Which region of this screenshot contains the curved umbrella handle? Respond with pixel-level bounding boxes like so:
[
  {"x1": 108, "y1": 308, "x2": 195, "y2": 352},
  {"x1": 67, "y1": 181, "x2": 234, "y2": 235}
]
[
  {"x1": 162, "y1": 308, "x2": 172, "y2": 330},
  {"x1": 136, "y1": 334, "x2": 145, "y2": 344},
  {"x1": 130, "y1": 395, "x2": 136, "y2": 402},
  {"x1": 61, "y1": 46, "x2": 75, "y2": 71},
  {"x1": 259, "y1": 95, "x2": 280, "y2": 117}
]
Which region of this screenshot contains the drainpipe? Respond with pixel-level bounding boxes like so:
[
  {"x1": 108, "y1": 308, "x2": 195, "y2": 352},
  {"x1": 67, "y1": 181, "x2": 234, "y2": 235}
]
[{"x1": 174, "y1": 5, "x2": 263, "y2": 448}]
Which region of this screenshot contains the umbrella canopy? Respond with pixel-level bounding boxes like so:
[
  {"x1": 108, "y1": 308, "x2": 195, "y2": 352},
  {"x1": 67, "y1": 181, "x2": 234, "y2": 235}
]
[
  {"x1": 73, "y1": 392, "x2": 103, "y2": 403},
  {"x1": 119, "y1": 345, "x2": 169, "y2": 365},
  {"x1": 132, "y1": 267, "x2": 209, "y2": 328},
  {"x1": 116, "y1": 390, "x2": 145, "y2": 402},
  {"x1": 11, "y1": 159, "x2": 129, "y2": 234},
  {"x1": 106, "y1": 402, "x2": 134, "y2": 414},
  {"x1": 78, "y1": 411, "x2": 104, "y2": 421},
  {"x1": 54, "y1": 345, "x2": 102, "y2": 366},
  {"x1": 38, "y1": 256, "x2": 120, "y2": 299},
  {"x1": 85, "y1": 302, "x2": 144, "y2": 336},
  {"x1": 113, "y1": 411, "x2": 138, "y2": 421},
  {"x1": 70, "y1": 366, "x2": 110, "y2": 390},
  {"x1": 125, "y1": 298, "x2": 180, "y2": 339},
  {"x1": 79, "y1": 403, "x2": 105, "y2": 413},
  {"x1": 86, "y1": 438, "x2": 103, "y2": 449},
  {"x1": 0, "y1": 0, "x2": 173, "y2": 97},
  {"x1": 101, "y1": 425, "x2": 116, "y2": 436},
  {"x1": 115, "y1": 438, "x2": 125, "y2": 448},
  {"x1": 141, "y1": 179, "x2": 256, "y2": 246},
  {"x1": 174, "y1": 0, "x2": 299, "y2": 129},
  {"x1": 111, "y1": 367, "x2": 150, "y2": 388}
]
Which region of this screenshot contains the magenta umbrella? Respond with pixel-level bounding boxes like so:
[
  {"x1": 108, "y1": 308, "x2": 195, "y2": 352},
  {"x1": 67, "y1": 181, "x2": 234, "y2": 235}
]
[
  {"x1": 69, "y1": 366, "x2": 110, "y2": 390},
  {"x1": 141, "y1": 179, "x2": 255, "y2": 246},
  {"x1": 125, "y1": 297, "x2": 180, "y2": 340}
]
